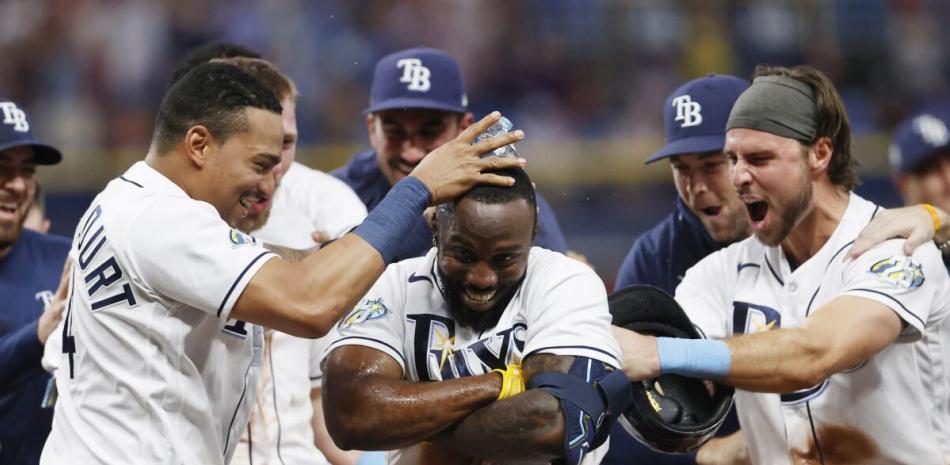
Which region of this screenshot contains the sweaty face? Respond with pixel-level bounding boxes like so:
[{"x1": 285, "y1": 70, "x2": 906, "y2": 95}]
[
  {"x1": 368, "y1": 109, "x2": 464, "y2": 186},
  {"x1": 726, "y1": 128, "x2": 814, "y2": 247},
  {"x1": 206, "y1": 107, "x2": 284, "y2": 228},
  {"x1": 0, "y1": 147, "x2": 37, "y2": 252},
  {"x1": 898, "y1": 150, "x2": 950, "y2": 213},
  {"x1": 236, "y1": 98, "x2": 298, "y2": 234},
  {"x1": 436, "y1": 198, "x2": 535, "y2": 332},
  {"x1": 670, "y1": 152, "x2": 750, "y2": 244}
]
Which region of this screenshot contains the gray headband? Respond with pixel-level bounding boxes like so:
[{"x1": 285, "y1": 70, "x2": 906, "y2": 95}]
[{"x1": 726, "y1": 75, "x2": 817, "y2": 142}]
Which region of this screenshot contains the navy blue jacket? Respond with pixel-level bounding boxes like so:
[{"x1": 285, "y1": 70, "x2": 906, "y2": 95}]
[
  {"x1": 332, "y1": 149, "x2": 567, "y2": 262},
  {"x1": 0, "y1": 229, "x2": 70, "y2": 465},
  {"x1": 615, "y1": 197, "x2": 721, "y2": 294}
]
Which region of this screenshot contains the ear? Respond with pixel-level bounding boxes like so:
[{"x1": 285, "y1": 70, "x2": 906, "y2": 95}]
[
  {"x1": 459, "y1": 112, "x2": 475, "y2": 130},
  {"x1": 365, "y1": 114, "x2": 376, "y2": 139},
  {"x1": 183, "y1": 125, "x2": 213, "y2": 168},
  {"x1": 809, "y1": 137, "x2": 834, "y2": 175}
]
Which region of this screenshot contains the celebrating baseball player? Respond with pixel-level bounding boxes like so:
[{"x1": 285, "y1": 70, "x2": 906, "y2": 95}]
[
  {"x1": 612, "y1": 75, "x2": 751, "y2": 465},
  {"x1": 0, "y1": 99, "x2": 70, "y2": 465},
  {"x1": 40, "y1": 62, "x2": 526, "y2": 465},
  {"x1": 332, "y1": 47, "x2": 568, "y2": 261},
  {"x1": 613, "y1": 65, "x2": 950, "y2": 464},
  {"x1": 321, "y1": 167, "x2": 629, "y2": 465}
]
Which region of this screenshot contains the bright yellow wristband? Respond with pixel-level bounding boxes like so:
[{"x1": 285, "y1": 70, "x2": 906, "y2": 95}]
[
  {"x1": 923, "y1": 204, "x2": 942, "y2": 231},
  {"x1": 492, "y1": 364, "x2": 525, "y2": 400}
]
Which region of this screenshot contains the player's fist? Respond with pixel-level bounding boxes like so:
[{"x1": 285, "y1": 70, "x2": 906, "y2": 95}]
[
  {"x1": 410, "y1": 112, "x2": 526, "y2": 205},
  {"x1": 493, "y1": 363, "x2": 525, "y2": 400}
]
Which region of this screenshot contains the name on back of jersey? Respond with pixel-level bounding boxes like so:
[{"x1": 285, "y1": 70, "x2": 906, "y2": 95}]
[{"x1": 75, "y1": 205, "x2": 137, "y2": 311}]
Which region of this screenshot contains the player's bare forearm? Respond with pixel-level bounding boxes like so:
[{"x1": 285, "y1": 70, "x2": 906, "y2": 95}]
[
  {"x1": 433, "y1": 354, "x2": 571, "y2": 464},
  {"x1": 233, "y1": 234, "x2": 385, "y2": 338},
  {"x1": 724, "y1": 296, "x2": 902, "y2": 392},
  {"x1": 322, "y1": 345, "x2": 501, "y2": 451}
]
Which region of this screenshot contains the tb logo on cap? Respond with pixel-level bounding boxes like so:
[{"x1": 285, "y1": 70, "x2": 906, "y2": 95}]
[
  {"x1": 913, "y1": 114, "x2": 949, "y2": 147},
  {"x1": 397, "y1": 58, "x2": 431, "y2": 92},
  {"x1": 672, "y1": 95, "x2": 702, "y2": 128},
  {"x1": 0, "y1": 102, "x2": 29, "y2": 132}
]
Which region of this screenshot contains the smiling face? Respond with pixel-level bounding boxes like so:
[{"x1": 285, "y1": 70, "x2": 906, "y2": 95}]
[
  {"x1": 0, "y1": 146, "x2": 37, "y2": 254},
  {"x1": 435, "y1": 197, "x2": 535, "y2": 331},
  {"x1": 670, "y1": 152, "x2": 751, "y2": 244},
  {"x1": 367, "y1": 109, "x2": 470, "y2": 186},
  {"x1": 204, "y1": 107, "x2": 284, "y2": 227},
  {"x1": 726, "y1": 128, "x2": 814, "y2": 247},
  {"x1": 235, "y1": 97, "x2": 298, "y2": 233}
]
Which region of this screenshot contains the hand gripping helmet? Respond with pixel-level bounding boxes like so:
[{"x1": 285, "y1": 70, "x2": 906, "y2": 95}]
[{"x1": 609, "y1": 285, "x2": 734, "y2": 453}]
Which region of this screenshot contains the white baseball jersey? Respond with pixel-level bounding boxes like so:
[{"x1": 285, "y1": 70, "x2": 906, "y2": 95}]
[
  {"x1": 230, "y1": 203, "x2": 330, "y2": 465},
  {"x1": 676, "y1": 193, "x2": 950, "y2": 465},
  {"x1": 276, "y1": 161, "x2": 367, "y2": 240},
  {"x1": 41, "y1": 161, "x2": 277, "y2": 465},
  {"x1": 324, "y1": 247, "x2": 622, "y2": 465}
]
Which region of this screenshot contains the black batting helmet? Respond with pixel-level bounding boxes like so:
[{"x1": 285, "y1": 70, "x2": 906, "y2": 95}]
[{"x1": 609, "y1": 285, "x2": 734, "y2": 453}]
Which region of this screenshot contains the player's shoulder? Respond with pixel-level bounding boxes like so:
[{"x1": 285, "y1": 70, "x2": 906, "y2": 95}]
[{"x1": 527, "y1": 247, "x2": 599, "y2": 283}]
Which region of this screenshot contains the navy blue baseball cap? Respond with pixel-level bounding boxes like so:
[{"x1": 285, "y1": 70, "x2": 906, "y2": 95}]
[
  {"x1": 365, "y1": 47, "x2": 468, "y2": 114},
  {"x1": 889, "y1": 106, "x2": 950, "y2": 174},
  {"x1": 645, "y1": 74, "x2": 748, "y2": 164},
  {"x1": 0, "y1": 99, "x2": 61, "y2": 165}
]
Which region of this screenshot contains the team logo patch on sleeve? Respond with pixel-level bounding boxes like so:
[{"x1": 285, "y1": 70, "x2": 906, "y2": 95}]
[
  {"x1": 869, "y1": 257, "x2": 925, "y2": 289},
  {"x1": 229, "y1": 228, "x2": 257, "y2": 247},
  {"x1": 339, "y1": 298, "x2": 390, "y2": 330}
]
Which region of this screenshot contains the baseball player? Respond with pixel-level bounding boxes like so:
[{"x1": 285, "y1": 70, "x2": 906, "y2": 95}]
[
  {"x1": 332, "y1": 47, "x2": 568, "y2": 262},
  {"x1": 0, "y1": 99, "x2": 70, "y2": 465},
  {"x1": 171, "y1": 42, "x2": 368, "y2": 245},
  {"x1": 205, "y1": 56, "x2": 360, "y2": 465},
  {"x1": 321, "y1": 167, "x2": 627, "y2": 465},
  {"x1": 611, "y1": 75, "x2": 750, "y2": 465},
  {"x1": 40, "y1": 62, "x2": 526, "y2": 465},
  {"x1": 613, "y1": 65, "x2": 950, "y2": 464}
]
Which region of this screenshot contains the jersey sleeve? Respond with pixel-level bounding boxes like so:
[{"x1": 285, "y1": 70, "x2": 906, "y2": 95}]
[
  {"x1": 123, "y1": 198, "x2": 276, "y2": 321},
  {"x1": 522, "y1": 255, "x2": 622, "y2": 367},
  {"x1": 840, "y1": 239, "x2": 950, "y2": 341},
  {"x1": 674, "y1": 247, "x2": 736, "y2": 340},
  {"x1": 322, "y1": 263, "x2": 408, "y2": 374}
]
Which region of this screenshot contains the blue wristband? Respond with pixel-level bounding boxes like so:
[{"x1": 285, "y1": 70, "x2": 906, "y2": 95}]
[
  {"x1": 354, "y1": 176, "x2": 432, "y2": 264},
  {"x1": 656, "y1": 337, "x2": 732, "y2": 380}
]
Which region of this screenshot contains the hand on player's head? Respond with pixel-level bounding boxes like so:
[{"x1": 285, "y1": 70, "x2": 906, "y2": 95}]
[{"x1": 409, "y1": 112, "x2": 526, "y2": 205}]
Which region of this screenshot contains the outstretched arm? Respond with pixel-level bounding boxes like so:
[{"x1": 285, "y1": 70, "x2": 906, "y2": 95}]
[
  {"x1": 848, "y1": 204, "x2": 950, "y2": 258},
  {"x1": 321, "y1": 345, "x2": 502, "y2": 451},
  {"x1": 432, "y1": 354, "x2": 571, "y2": 465},
  {"x1": 614, "y1": 295, "x2": 903, "y2": 392}
]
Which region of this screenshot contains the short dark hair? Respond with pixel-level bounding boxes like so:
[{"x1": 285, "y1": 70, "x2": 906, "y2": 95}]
[
  {"x1": 170, "y1": 41, "x2": 261, "y2": 85},
  {"x1": 751, "y1": 65, "x2": 859, "y2": 190},
  {"x1": 211, "y1": 57, "x2": 298, "y2": 102},
  {"x1": 152, "y1": 62, "x2": 283, "y2": 155},
  {"x1": 436, "y1": 166, "x2": 537, "y2": 228}
]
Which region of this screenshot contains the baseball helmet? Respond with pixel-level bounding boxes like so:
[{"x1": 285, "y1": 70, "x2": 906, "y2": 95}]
[{"x1": 609, "y1": 285, "x2": 734, "y2": 453}]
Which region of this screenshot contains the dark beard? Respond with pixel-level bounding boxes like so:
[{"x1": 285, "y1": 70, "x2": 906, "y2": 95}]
[{"x1": 437, "y1": 266, "x2": 524, "y2": 333}]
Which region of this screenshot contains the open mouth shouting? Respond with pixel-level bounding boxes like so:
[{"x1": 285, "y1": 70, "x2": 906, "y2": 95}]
[
  {"x1": 743, "y1": 198, "x2": 769, "y2": 230},
  {"x1": 239, "y1": 192, "x2": 267, "y2": 217}
]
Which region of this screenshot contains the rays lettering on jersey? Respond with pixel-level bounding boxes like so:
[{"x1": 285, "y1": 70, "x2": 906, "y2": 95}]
[
  {"x1": 733, "y1": 301, "x2": 828, "y2": 404},
  {"x1": 75, "y1": 205, "x2": 137, "y2": 311},
  {"x1": 408, "y1": 314, "x2": 526, "y2": 381}
]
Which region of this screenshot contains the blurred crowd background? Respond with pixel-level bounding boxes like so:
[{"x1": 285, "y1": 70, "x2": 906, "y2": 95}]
[{"x1": 2, "y1": 0, "x2": 948, "y2": 284}]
